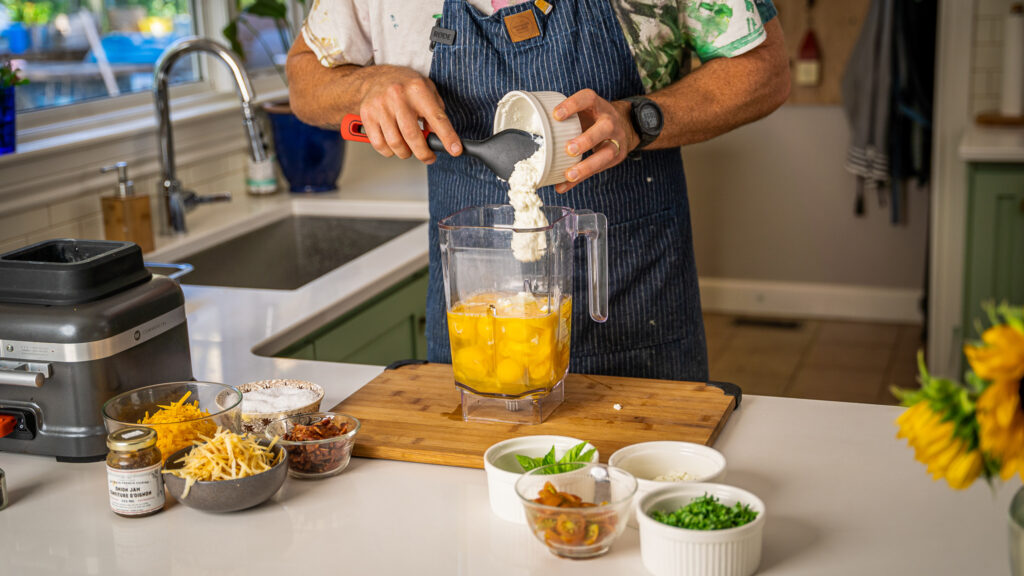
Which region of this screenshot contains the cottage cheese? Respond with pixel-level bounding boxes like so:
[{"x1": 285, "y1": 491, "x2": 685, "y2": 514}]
[{"x1": 506, "y1": 145, "x2": 549, "y2": 262}]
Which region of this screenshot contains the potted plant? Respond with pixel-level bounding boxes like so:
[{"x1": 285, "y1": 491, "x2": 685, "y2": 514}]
[
  {"x1": 0, "y1": 60, "x2": 27, "y2": 156},
  {"x1": 223, "y1": 0, "x2": 345, "y2": 194}
]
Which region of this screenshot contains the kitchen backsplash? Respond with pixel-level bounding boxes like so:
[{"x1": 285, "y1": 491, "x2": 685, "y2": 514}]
[
  {"x1": 0, "y1": 148, "x2": 247, "y2": 255},
  {"x1": 972, "y1": 0, "x2": 1017, "y2": 115}
]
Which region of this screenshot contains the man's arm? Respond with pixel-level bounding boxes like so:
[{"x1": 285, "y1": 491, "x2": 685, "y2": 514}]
[
  {"x1": 286, "y1": 35, "x2": 462, "y2": 163},
  {"x1": 553, "y1": 18, "x2": 790, "y2": 193}
]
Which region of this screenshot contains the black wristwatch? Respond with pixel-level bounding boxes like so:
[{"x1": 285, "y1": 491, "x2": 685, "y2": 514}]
[{"x1": 623, "y1": 96, "x2": 663, "y2": 152}]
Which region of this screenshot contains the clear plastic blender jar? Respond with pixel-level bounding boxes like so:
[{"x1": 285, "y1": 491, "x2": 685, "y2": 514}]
[{"x1": 439, "y1": 204, "x2": 607, "y2": 424}]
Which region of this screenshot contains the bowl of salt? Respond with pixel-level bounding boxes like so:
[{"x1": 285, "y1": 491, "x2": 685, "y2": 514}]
[{"x1": 237, "y1": 379, "x2": 325, "y2": 433}]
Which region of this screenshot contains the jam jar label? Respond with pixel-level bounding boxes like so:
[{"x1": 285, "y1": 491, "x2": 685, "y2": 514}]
[{"x1": 107, "y1": 462, "x2": 165, "y2": 515}]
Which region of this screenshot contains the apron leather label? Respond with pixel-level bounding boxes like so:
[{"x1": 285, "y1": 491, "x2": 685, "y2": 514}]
[
  {"x1": 430, "y1": 26, "x2": 457, "y2": 48},
  {"x1": 504, "y1": 10, "x2": 541, "y2": 43}
]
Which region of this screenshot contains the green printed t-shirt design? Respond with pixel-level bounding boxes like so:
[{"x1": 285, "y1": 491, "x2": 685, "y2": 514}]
[{"x1": 610, "y1": 0, "x2": 776, "y2": 93}]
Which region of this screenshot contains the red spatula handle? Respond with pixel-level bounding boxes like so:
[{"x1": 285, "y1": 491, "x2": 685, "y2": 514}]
[{"x1": 340, "y1": 114, "x2": 431, "y2": 143}]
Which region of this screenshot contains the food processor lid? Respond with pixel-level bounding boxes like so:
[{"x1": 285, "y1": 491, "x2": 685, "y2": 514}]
[{"x1": 0, "y1": 239, "x2": 152, "y2": 306}]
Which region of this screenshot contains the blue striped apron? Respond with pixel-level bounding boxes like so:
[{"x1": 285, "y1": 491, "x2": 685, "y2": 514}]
[{"x1": 426, "y1": 0, "x2": 708, "y2": 382}]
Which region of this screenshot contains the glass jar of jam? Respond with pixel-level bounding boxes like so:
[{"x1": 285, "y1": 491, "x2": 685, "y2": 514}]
[{"x1": 106, "y1": 427, "x2": 164, "y2": 518}]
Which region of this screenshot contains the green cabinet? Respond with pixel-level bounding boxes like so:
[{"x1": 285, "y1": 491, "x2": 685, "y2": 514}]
[
  {"x1": 963, "y1": 164, "x2": 1024, "y2": 338},
  {"x1": 278, "y1": 268, "x2": 430, "y2": 365}
]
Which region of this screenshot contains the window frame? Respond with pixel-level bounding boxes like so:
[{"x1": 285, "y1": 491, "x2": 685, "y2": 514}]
[{"x1": 12, "y1": 0, "x2": 297, "y2": 148}]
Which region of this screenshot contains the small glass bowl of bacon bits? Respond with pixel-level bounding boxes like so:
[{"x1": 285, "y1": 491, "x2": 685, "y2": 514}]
[
  {"x1": 514, "y1": 462, "x2": 637, "y2": 559},
  {"x1": 264, "y1": 412, "x2": 360, "y2": 479}
]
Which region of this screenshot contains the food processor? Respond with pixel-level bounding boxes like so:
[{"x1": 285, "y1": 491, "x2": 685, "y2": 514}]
[{"x1": 439, "y1": 205, "x2": 607, "y2": 424}]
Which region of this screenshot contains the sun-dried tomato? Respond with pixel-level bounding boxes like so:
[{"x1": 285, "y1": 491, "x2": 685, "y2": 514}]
[{"x1": 529, "y1": 482, "x2": 617, "y2": 551}]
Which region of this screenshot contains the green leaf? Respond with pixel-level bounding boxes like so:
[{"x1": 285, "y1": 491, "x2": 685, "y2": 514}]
[
  {"x1": 222, "y1": 20, "x2": 244, "y2": 60},
  {"x1": 243, "y1": 0, "x2": 288, "y2": 20},
  {"x1": 541, "y1": 445, "x2": 556, "y2": 467},
  {"x1": 558, "y1": 441, "x2": 586, "y2": 464},
  {"x1": 516, "y1": 453, "x2": 542, "y2": 472}
]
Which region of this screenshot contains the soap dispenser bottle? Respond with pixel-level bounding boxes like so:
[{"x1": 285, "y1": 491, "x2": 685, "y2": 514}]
[{"x1": 100, "y1": 162, "x2": 155, "y2": 253}]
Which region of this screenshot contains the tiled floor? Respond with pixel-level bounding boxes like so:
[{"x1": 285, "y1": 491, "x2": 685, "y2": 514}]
[{"x1": 704, "y1": 313, "x2": 923, "y2": 405}]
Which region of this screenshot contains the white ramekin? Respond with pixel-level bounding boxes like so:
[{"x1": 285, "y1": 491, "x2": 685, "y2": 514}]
[
  {"x1": 637, "y1": 483, "x2": 765, "y2": 576},
  {"x1": 483, "y1": 435, "x2": 599, "y2": 524},
  {"x1": 493, "y1": 90, "x2": 582, "y2": 187},
  {"x1": 609, "y1": 441, "x2": 727, "y2": 528}
]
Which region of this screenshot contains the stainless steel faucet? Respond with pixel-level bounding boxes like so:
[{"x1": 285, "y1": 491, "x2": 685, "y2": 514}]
[{"x1": 154, "y1": 37, "x2": 268, "y2": 235}]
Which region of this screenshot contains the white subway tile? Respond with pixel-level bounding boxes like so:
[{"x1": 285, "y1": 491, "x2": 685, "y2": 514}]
[
  {"x1": 974, "y1": 70, "x2": 992, "y2": 95},
  {"x1": 973, "y1": 95, "x2": 1001, "y2": 115},
  {"x1": 28, "y1": 222, "x2": 79, "y2": 244},
  {"x1": 974, "y1": 44, "x2": 1004, "y2": 70},
  {"x1": 0, "y1": 236, "x2": 30, "y2": 254},
  {"x1": 48, "y1": 194, "x2": 101, "y2": 226},
  {"x1": 976, "y1": 17, "x2": 997, "y2": 44},
  {"x1": 978, "y1": 0, "x2": 1015, "y2": 17},
  {"x1": 80, "y1": 214, "x2": 105, "y2": 240},
  {"x1": 0, "y1": 208, "x2": 48, "y2": 242},
  {"x1": 183, "y1": 154, "x2": 236, "y2": 185}
]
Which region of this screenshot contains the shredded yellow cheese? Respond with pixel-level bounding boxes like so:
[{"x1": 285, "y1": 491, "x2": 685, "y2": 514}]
[
  {"x1": 162, "y1": 427, "x2": 282, "y2": 499},
  {"x1": 138, "y1": 391, "x2": 217, "y2": 460}
]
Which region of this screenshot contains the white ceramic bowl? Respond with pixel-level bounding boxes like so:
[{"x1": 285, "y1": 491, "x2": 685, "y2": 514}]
[
  {"x1": 609, "y1": 441, "x2": 727, "y2": 527},
  {"x1": 483, "y1": 435, "x2": 599, "y2": 524},
  {"x1": 637, "y1": 483, "x2": 766, "y2": 576},
  {"x1": 493, "y1": 90, "x2": 582, "y2": 187}
]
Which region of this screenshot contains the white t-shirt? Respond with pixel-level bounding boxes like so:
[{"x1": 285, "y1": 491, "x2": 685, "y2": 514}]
[
  {"x1": 302, "y1": 0, "x2": 474, "y2": 75},
  {"x1": 302, "y1": 0, "x2": 775, "y2": 92}
]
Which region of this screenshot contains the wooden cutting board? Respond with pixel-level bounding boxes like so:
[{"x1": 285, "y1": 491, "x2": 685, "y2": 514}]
[{"x1": 330, "y1": 363, "x2": 739, "y2": 469}]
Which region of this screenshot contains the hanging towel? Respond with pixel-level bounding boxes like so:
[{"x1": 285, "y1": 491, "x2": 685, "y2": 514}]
[{"x1": 841, "y1": 0, "x2": 895, "y2": 203}]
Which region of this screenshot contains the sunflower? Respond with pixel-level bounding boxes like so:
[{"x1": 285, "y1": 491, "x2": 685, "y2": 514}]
[
  {"x1": 895, "y1": 401, "x2": 984, "y2": 490},
  {"x1": 964, "y1": 323, "x2": 1024, "y2": 383},
  {"x1": 976, "y1": 378, "x2": 1024, "y2": 481},
  {"x1": 893, "y1": 353, "x2": 988, "y2": 490},
  {"x1": 964, "y1": 306, "x2": 1024, "y2": 481}
]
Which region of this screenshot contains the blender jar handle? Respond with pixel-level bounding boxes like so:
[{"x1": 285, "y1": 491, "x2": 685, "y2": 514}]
[{"x1": 576, "y1": 210, "x2": 608, "y2": 323}]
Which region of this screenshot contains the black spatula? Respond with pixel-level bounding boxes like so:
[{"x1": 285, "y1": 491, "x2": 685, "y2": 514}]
[{"x1": 341, "y1": 114, "x2": 540, "y2": 180}]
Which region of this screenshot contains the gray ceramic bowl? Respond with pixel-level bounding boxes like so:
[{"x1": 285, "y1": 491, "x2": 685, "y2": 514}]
[{"x1": 162, "y1": 440, "x2": 287, "y2": 513}]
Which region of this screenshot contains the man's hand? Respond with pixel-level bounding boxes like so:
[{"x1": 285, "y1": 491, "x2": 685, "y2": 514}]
[
  {"x1": 356, "y1": 66, "x2": 462, "y2": 164},
  {"x1": 551, "y1": 89, "x2": 639, "y2": 194}
]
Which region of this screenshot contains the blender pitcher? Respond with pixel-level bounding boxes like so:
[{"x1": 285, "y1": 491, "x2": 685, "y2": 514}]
[{"x1": 439, "y1": 205, "x2": 608, "y2": 424}]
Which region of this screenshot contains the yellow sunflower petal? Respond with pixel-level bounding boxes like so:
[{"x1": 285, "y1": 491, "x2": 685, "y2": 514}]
[
  {"x1": 965, "y1": 325, "x2": 1024, "y2": 381},
  {"x1": 945, "y1": 449, "x2": 984, "y2": 490}
]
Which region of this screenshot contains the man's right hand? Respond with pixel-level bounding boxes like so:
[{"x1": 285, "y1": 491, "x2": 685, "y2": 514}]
[{"x1": 357, "y1": 66, "x2": 462, "y2": 164}]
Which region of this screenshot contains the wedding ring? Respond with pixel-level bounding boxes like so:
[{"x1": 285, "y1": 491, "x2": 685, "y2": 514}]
[{"x1": 604, "y1": 139, "x2": 621, "y2": 153}]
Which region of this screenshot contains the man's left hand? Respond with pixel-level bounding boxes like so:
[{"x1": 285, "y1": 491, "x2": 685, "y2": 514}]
[{"x1": 552, "y1": 89, "x2": 639, "y2": 194}]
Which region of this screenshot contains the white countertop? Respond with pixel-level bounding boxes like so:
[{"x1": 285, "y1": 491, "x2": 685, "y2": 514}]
[
  {"x1": 959, "y1": 123, "x2": 1024, "y2": 162},
  {"x1": 1, "y1": 147, "x2": 1019, "y2": 575}
]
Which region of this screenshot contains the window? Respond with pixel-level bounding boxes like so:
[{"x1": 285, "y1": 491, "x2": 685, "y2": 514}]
[
  {"x1": 1, "y1": 1, "x2": 198, "y2": 112},
  {"x1": 228, "y1": 0, "x2": 299, "y2": 78}
]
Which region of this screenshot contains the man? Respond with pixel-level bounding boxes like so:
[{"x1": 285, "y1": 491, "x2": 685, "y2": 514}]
[{"x1": 287, "y1": 0, "x2": 790, "y2": 382}]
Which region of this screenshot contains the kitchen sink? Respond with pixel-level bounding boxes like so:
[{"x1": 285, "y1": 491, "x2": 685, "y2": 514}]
[{"x1": 176, "y1": 215, "x2": 423, "y2": 290}]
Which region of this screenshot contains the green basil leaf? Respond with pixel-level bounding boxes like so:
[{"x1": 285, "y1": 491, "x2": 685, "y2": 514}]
[
  {"x1": 516, "y1": 454, "x2": 541, "y2": 472},
  {"x1": 541, "y1": 446, "x2": 556, "y2": 467}
]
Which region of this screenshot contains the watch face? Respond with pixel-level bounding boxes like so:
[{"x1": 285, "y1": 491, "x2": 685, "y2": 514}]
[{"x1": 638, "y1": 104, "x2": 662, "y2": 133}]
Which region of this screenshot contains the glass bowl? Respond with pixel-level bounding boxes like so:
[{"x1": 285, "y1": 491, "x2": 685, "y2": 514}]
[
  {"x1": 515, "y1": 462, "x2": 637, "y2": 559},
  {"x1": 264, "y1": 412, "x2": 360, "y2": 479},
  {"x1": 102, "y1": 381, "x2": 242, "y2": 462}
]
